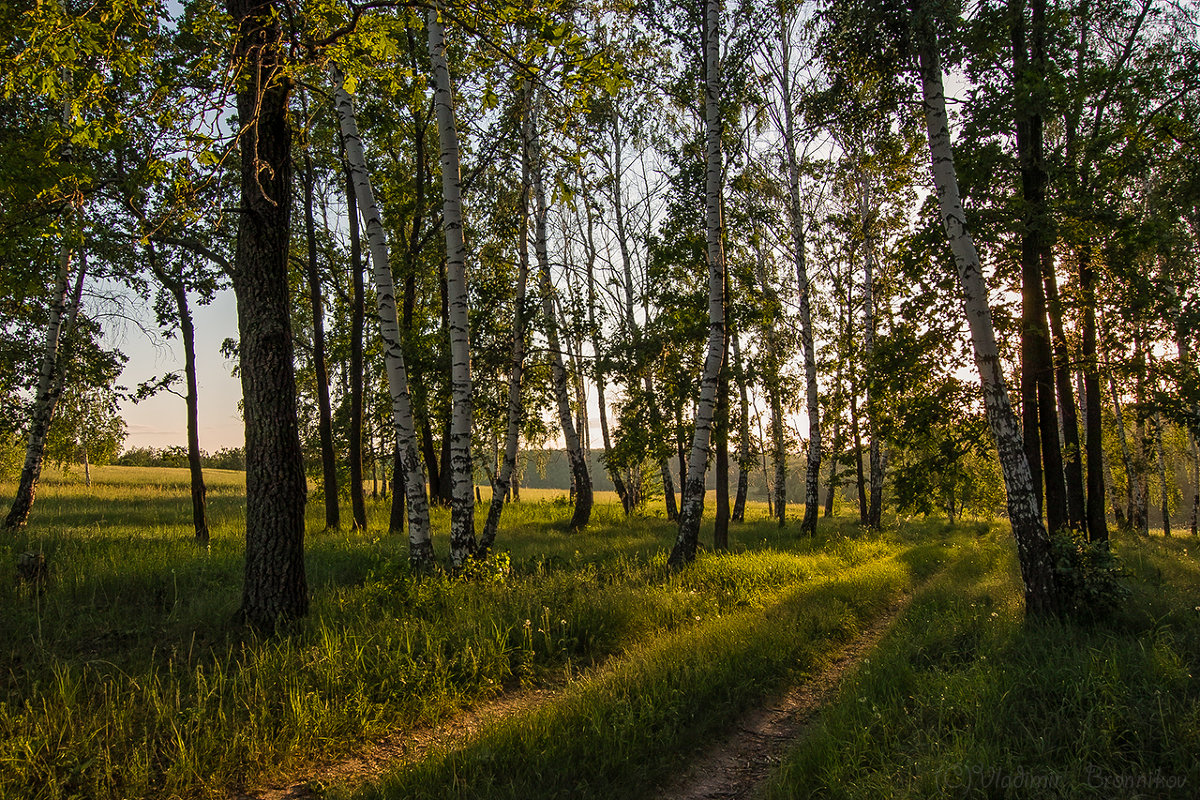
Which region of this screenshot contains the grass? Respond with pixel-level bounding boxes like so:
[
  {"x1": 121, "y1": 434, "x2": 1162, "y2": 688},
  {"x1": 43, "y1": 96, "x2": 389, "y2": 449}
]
[
  {"x1": 5, "y1": 467, "x2": 1195, "y2": 800},
  {"x1": 0, "y1": 466, "x2": 931, "y2": 800},
  {"x1": 759, "y1": 530, "x2": 1200, "y2": 799}
]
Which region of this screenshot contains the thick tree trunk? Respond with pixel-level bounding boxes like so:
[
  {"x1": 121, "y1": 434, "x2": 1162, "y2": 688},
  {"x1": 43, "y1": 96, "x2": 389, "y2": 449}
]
[
  {"x1": 229, "y1": 0, "x2": 308, "y2": 628},
  {"x1": 332, "y1": 63, "x2": 434, "y2": 569},
  {"x1": 919, "y1": 32, "x2": 1057, "y2": 616},
  {"x1": 346, "y1": 164, "x2": 368, "y2": 532},
  {"x1": 1013, "y1": 0, "x2": 1068, "y2": 535},
  {"x1": 668, "y1": 0, "x2": 725, "y2": 567},
  {"x1": 532, "y1": 130, "x2": 593, "y2": 531},
  {"x1": 301, "y1": 142, "x2": 340, "y2": 531},
  {"x1": 427, "y1": 12, "x2": 477, "y2": 565},
  {"x1": 480, "y1": 94, "x2": 532, "y2": 553},
  {"x1": 390, "y1": 440, "x2": 406, "y2": 534},
  {"x1": 5, "y1": 238, "x2": 86, "y2": 530}
]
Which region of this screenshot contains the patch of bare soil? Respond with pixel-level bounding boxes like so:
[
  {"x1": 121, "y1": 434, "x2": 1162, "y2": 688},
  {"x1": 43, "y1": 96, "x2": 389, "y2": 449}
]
[
  {"x1": 655, "y1": 596, "x2": 914, "y2": 800},
  {"x1": 228, "y1": 688, "x2": 554, "y2": 800}
]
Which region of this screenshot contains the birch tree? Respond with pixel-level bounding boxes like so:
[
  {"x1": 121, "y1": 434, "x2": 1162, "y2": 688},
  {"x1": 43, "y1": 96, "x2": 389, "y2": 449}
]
[
  {"x1": 331, "y1": 63, "x2": 434, "y2": 570},
  {"x1": 916, "y1": 18, "x2": 1058, "y2": 615},
  {"x1": 427, "y1": 10, "x2": 477, "y2": 565},
  {"x1": 668, "y1": 0, "x2": 726, "y2": 567}
]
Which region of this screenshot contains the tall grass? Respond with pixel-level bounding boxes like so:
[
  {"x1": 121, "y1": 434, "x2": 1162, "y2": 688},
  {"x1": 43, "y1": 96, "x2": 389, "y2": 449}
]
[
  {"x1": 760, "y1": 531, "x2": 1200, "y2": 799},
  {"x1": 0, "y1": 466, "x2": 933, "y2": 800}
]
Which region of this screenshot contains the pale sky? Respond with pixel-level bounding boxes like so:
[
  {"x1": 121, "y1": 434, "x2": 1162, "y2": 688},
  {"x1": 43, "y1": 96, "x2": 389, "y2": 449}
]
[{"x1": 115, "y1": 287, "x2": 246, "y2": 452}]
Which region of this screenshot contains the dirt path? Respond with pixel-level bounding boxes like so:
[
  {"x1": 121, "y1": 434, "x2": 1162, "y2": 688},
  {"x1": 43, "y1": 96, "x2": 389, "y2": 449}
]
[
  {"x1": 654, "y1": 596, "x2": 913, "y2": 800},
  {"x1": 232, "y1": 596, "x2": 909, "y2": 800},
  {"x1": 229, "y1": 688, "x2": 554, "y2": 800}
]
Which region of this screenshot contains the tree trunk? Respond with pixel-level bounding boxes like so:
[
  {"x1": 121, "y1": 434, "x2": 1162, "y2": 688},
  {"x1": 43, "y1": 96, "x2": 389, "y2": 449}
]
[
  {"x1": 1109, "y1": 373, "x2": 1134, "y2": 531},
  {"x1": 1013, "y1": 0, "x2": 1068, "y2": 536},
  {"x1": 1080, "y1": 242, "x2": 1108, "y2": 541},
  {"x1": 532, "y1": 123, "x2": 593, "y2": 531},
  {"x1": 860, "y1": 172, "x2": 883, "y2": 530},
  {"x1": 850, "y1": 380, "x2": 868, "y2": 525},
  {"x1": 668, "y1": 0, "x2": 724, "y2": 567},
  {"x1": 714, "y1": 323, "x2": 730, "y2": 550},
  {"x1": 301, "y1": 135, "x2": 340, "y2": 532},
  {"x1": 918, "y1": 31, "x2": 1057, "y2": 616},
  {"x1": 1156, "y1": 414, "x2": 1170, "y2": 536},
  {"x1": 427, "y1": 12, "x2": 477, "y2": 565},
  {"x1": 480, "y1": 90, "x2": 533, "y2": 553},
  {"x1": 731, "y1": 333, "x2": 751, "y2": 522},
  {"x1": 779, "y1": 24, "x2": 820, "y2": 536},
  {"x1": 332, "y1": 63, "x2": 434, "y2": 569},
  {"x1": 346, "y1": 163, "x2": 368, "y2": 532},
  {"x1": 229, "y1": 0, "x2": 308, "y2": 628},
  {"x1": 390, "y1": 440, "x2": 406, "y2": 534}
]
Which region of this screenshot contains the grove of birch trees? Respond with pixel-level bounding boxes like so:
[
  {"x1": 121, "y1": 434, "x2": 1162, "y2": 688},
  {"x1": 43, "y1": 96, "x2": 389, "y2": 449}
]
[{"x1": 2, "y1": 0, "x2": 1199, "y2": 624}]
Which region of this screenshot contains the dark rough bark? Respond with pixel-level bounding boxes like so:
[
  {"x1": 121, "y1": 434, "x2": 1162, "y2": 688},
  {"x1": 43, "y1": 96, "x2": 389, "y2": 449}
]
[
  {"x1": 346, "y1": 165, "x2": 367, "y2": 532},
  {"x1": 390, "y1": 440, "x2": 406, "y2": 534},
  {"x1": 303, "y1": 143, "x2": 339, "y2": 531},
  {"x1": 731, "y1": 334, "x2": 751, "y2": 523},
  {"x1": 1081, "y1": 245, "x2": 1108, "y2": 542},
  {"x1": 1013, "y1": 0, "x2": 1067, "y2": 535},
  {"x1": 229, "y1": 0, "x2": 308, "y2": 628},
  {"x1": 1044, "y1": 259, "x2": 1086, "y2": 531},
  {"x1": 714, "y1": 325, "x2": 730, "y2": 550}
]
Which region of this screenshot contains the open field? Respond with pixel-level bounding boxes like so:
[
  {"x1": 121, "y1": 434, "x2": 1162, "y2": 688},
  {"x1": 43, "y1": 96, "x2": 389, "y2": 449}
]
[{"x1": 1, "y1": 466, "x2": 1198, "y2": 799}]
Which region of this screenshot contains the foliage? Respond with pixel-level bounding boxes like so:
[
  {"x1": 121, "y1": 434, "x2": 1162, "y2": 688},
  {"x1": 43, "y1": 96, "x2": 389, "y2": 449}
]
[{"x1": 1050, "y1": 531, "x2": 1131, "y2": 623}]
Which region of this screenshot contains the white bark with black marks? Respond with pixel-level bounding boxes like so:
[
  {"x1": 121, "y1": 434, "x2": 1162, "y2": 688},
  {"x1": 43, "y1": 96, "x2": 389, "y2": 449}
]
[
  {"x1": 426, "y1": 12, "x2": 477, "y2": 565},
  {"x1": 331, "y1": 63, "x2": 434, "y2": 570},
  {"x1": 918, "y1": 31, "x2": 1057, "y2": 615},
  {"x1": 669, "y1": 0, "x2": 725, "y2": 567}
]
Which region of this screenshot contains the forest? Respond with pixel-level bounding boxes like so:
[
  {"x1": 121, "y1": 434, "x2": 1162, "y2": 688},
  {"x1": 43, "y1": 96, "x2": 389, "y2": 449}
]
[{"x1": 2, "y1": 0, "x2": 1200, "y2": 796}]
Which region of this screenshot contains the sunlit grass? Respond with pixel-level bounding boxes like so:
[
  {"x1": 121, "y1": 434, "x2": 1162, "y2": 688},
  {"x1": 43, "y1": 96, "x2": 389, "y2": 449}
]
[{"x1": 0, "y1": 465, "x2": 930, "y2": 800}]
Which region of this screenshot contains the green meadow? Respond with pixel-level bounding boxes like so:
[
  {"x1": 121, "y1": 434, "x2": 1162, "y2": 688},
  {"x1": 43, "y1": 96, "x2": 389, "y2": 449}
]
[{"x1": 1, "y1": 466, "x2": 1197, "y2": 799}]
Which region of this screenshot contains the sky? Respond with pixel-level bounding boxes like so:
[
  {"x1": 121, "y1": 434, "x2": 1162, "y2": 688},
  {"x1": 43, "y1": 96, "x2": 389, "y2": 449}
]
[{"x1": 114, "y1": 287, "x2": 246, "y2": 452}]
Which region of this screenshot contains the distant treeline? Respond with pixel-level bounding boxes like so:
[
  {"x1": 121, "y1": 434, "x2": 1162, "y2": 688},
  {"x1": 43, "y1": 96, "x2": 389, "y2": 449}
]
[{"x1": 116, "y1": 446, "x2": 247, "y2": 471}]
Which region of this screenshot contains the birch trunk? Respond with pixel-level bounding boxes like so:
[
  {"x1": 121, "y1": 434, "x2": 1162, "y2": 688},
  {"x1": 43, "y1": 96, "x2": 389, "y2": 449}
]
[
  {"x1": 860, "y1": 172, "x2": 883, "y2": 530},
  {"x1": 331, "y1": 64, "x2": 434, "y2": 570},
  {"x1": 668, "y1": 0, "x2": 725, "y2": 567},
  {"x1": 4, "y1": 237, "x2": 86, "y2": 530},
  {"x1": 427, "y1": 12, "x2": 477, "y2": 565},
  {"x1": 918, "y1": 31, "x2": 1057, "y2": 615},
  {"x1": 479, "y1": 93, "x2": 532, "y2": 553},
  {"x1": 532, "y1": 130, "x2": 593, "y2": 530},
  {"x1": 779, "y1": 21, "x2": 821, "y2": 536}
]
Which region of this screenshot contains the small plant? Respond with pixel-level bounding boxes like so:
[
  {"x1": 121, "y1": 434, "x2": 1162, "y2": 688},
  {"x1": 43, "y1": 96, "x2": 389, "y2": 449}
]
[{"x1": 1050, "y1": 531, "x2": 1130, "y2": 622}]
